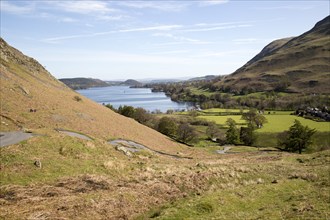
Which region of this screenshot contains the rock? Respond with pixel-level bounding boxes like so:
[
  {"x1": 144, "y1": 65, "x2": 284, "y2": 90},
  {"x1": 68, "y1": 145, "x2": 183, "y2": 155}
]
[
  {"x1": 256, "y1": 178, "x2": 264, "y2": 184},
  {"x1": 271, "y1": 179, "x2": 278, "y2": 184},
  {"x1": 115, "y1": 146, "x2": 132, "y2": 157},
  {"x1": 34, "y1": 160, "x2": 42, "y2": 168}
]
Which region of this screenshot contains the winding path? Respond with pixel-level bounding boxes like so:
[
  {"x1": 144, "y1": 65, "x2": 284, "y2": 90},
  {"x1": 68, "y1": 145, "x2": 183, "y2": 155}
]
[
  {"x1": 109, "y1": 139, "x2": 193, "y2": 159},
  {"x1": 56, "y1": 129, "x2": 92, "y2": 140},
  {"x1": 216, "y1": 146, "x2": 232, "y2": 154},
  {"x1": 0, "y1": 131, "x2": 35, "y2": 147}
]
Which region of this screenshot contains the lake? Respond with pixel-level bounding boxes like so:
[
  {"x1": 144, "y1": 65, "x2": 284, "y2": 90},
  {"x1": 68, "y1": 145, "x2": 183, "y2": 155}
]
[{"x1": 76, "y1": 86, "x2": 191, "y2": 112}]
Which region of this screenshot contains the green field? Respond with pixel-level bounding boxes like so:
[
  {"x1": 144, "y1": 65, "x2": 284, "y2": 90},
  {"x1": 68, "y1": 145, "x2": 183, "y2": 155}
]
[
  {"x1": 201, "y1": 108, "x2": 247, "y2": 113},
  {"x1": 198, "y1": 109, "x2": 329, "y2": 133},
  {"x1": 199, "y1": 115, "x2": 246, "y2": 125},
  {"x1": 260, "y1": 115, "x2": 330, "y2": 133}
]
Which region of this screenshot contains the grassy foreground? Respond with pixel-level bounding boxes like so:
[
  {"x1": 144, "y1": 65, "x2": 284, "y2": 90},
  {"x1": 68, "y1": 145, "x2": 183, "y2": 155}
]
[
  {"x1": 137, "y1": 150, "x2": 330, "y2": 220},
  {"x1": 1, "y1": 131, "x2": 329, "y2": 219}
]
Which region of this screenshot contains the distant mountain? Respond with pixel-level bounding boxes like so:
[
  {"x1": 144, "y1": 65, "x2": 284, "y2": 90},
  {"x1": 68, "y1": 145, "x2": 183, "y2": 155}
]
[
  {"x1": 214, "y1": 15, "x2": 330, "y2": 94},
  {"x1": 120, "y1": 79, "x2": 143, "y2": 87},
  {"x1": 59, "y1": 77, "x2": 109, "y2": 90},
  {"x1": 188, "y1": 75, "x2": 217, "y2": 82}
]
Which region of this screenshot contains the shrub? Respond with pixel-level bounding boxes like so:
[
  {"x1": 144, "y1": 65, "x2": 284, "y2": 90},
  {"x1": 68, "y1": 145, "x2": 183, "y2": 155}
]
[
  {"x1": 177, "y1": 123, "x2": 198, "y2": 144},
  {"x1": 206, "y1": 122, "x2": 221, "y2": 140},
  {"x1": 157, "y1": 117, "x2": 178, "y2": 138},
  {"x1": 73, "y1": 95, "x2": 82, "y2": 102},
  {"x1": 118, "y1": 105, "x2": 135, "y2": 118}
]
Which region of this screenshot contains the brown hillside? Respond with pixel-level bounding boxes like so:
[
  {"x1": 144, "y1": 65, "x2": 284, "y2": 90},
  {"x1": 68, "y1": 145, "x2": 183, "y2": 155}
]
[
  {"x1": 0, "y1": 38, "x2": 186, "y2": 154},
  {"x1": 215, "y1": 16, "x2": 330, "y2": 94}
]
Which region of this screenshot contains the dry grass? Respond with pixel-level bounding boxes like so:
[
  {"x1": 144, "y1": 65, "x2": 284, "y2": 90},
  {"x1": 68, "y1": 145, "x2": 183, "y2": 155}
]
[
  {"x1": 0, "y1": 38, "x2": 195, "y2": 157},
  {"x1": 1, "y1": 148, "x2": 329, "y2": 219}
]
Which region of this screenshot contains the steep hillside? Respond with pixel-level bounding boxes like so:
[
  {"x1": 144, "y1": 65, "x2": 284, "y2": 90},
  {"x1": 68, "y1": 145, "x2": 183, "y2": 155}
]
[
  {"x1": 59, "y1": 77, "x2": 109, "y2": 90},
  {"x1": 215, "y1": 16, "x2": 330, "y2": 94},
  {"x1": 0, "y1": 38, "x2": 186, "y2": 154}
]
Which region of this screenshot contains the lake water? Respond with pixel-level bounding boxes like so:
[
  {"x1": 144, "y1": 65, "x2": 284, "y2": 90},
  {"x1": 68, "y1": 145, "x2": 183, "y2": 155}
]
[{"x1": 76, "y1": 86, "x2": 191, "y2": 112}]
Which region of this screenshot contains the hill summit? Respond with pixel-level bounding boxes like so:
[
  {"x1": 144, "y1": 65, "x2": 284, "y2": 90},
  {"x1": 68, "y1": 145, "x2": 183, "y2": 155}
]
[{"x1": 215, "y1": 15, "x2": 330, "y2": 94}]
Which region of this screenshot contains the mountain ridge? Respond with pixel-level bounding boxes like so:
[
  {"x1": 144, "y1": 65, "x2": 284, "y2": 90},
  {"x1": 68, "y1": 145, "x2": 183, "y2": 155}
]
[{"x1": 215, "y1": 15, "x2": 330, "y2": 94}]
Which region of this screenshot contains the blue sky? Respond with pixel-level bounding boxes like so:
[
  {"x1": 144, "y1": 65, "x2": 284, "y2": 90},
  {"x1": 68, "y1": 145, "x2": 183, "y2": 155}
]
[{"x1": 1, "y1": 0, "x2": 329, "y2": 80}]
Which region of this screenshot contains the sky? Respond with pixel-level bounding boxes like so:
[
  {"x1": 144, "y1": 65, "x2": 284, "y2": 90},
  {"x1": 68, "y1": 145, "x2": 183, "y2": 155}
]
[{"x1": 1, "y1": 0, "x2": 329, "y2": 80}]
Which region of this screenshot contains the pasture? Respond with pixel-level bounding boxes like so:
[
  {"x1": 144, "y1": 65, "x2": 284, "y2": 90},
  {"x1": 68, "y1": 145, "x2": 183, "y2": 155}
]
[{"x1": 198, "y1": 109, "x2": 329, "y2": 133}]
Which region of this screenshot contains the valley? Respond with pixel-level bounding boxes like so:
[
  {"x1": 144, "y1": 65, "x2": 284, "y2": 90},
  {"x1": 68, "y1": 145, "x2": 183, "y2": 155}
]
[{"x1": 1, "y1": 12, "x2": 329, "y2": 220}]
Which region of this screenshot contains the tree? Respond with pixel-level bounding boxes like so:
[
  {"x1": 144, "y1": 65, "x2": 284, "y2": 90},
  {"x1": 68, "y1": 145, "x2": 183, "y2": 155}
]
[
  {"x1": 118, "y1": 105, "x2": 135, "y2": 118},
  {"x1": 157, "y1": 117, "x2": 178, "y2": 138},
  {"x1": 177, "y1": 123, "x2": 197, "y2": 144},
  {"x1": 105, "y1": 103, "x2": 116, "y2": 112},
  {"x1": 225, "y1": 118, "x2": 240, "y2": 145},
  {"x1": 241, "y1": 109, "x2": 267, "y2": 128},
  {"x1": 240, "y1": 125, "x2": 257, "y2": 146},
  {"x1": 278, "y1": 120, "x2": 316, "y2": 154},
  {"x1": 133, "y1": 107, "x2": 151, "y2": 124},
  {"x1": 206, "y1": 122, "x2": 221, "y2": 140}
]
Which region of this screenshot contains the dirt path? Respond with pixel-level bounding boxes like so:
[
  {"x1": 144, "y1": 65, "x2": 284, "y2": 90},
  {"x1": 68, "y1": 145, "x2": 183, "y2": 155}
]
[
  {"x1": 0, "y1": 131, "x2": 35, "y2": 147},
  {"x1": 109, "y1": 139, "x2": 193, "y2": 159},
  {"x1": 56, "y1": 129, "x2": 92, "y2": 140},
  {"x1": 216, "y1": 146, "x2": 232, "y2": 154}
]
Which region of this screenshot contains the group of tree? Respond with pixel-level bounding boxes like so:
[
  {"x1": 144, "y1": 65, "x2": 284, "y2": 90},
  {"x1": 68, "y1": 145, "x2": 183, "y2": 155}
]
[
  {"x1": 107, "y1": 105, "x2": 198, "y2": 144},
  {"x1": 222, "y1": 118, "x2": 257, "y2": 146},
  {"x1": 147, "y1": 82, "x2": 330, "y2": 111},
  {"x1": 207, "y1": 109, "x2": 267, "y2": 146},
  {"x1": 107, "y1": 104, "x2": 316, "y2": 153}
]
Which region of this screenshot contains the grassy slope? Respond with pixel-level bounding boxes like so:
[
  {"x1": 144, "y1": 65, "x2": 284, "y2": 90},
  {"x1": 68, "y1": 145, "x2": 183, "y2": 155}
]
[
  {"x1": 137, "y1": 151, "x2": 330, "y2": 220},
  {"x1": 0, "y1": 38, "x2": 189, "y2": 155},
  {"x1": 214, "y1": 16, "x2": 330, "y2": 93}
]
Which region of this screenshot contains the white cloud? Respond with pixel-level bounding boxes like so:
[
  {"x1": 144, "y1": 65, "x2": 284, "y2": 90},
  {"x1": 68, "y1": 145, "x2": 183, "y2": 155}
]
[
  {"x1": 40, "y1": 50, "x2": 195, "y2": 64},
  {"x1": 232, "y1": 38, "x2": 274, "y2": 45},
  {"x1": 44, "y1": 1, "x2": 127, "y2": 21},
  {"x1": 119, "y1": 25, "x2": 182, "y2": 33},
  {"x1": 149, "y1": 50, "x2": 190, "y2": 55},
  {"x1": 117, "y1": 1, "x2": 189, "y2": 12},
  {"x1": 42, "y1": 24, "x2": 182, "y2": 43},
  {"x1": 182, "y1": 24, "x2": 252, "y2": 32},
  {"x1": 233, "y1": 38, "x2": 258, "y2": 44},
  {"x1": 97, "y1": 15, "x2": 128, "y2": 21},
  {"x1": 254, "y1": 5, "x2": 314, "y2": 10},
  {"x1": 153, "y1": 33, "x2": 199, "y2": 43},
  {"x1": 199, "y1": 0, "x2": 229, "y2": 6},
  {"x1": 192, "y1": 49, "x2": 259, "y2": 58},
  {"x1": 118, "y1": 0, "x2": 229, "y2": 10},
  {"x1": 58, "y1": 17, "x2": 77, "y2": 23},
  {"x1": 49, "y1": 1, "x2": 116, "y2": 14},
  {"x1": 0, "y1": 1, "x2": 34, "y2": 14}
]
